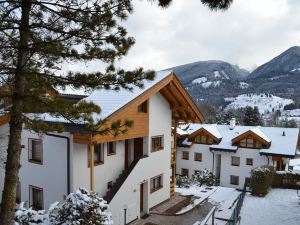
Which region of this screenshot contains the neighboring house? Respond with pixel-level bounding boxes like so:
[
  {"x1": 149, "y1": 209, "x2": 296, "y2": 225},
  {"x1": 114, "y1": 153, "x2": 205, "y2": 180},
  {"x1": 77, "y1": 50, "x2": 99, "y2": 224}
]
[
  {"x1": 0, "y1": 71, "x2": 204, "y2": 225},
  {"x1": 176, "y1": 118, "x2": 300, "y2": 189}
]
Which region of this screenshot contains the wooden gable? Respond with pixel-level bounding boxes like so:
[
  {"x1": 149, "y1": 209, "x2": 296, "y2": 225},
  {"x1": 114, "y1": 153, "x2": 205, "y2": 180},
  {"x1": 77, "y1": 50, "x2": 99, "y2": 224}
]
[
  {"x1": 87, "y1": 73, "x2": 204, "y2": 144},
  {"x1": 232, "y1": 130, "x2": 271, "y2": 147},
  {"x1": 188, "y1": 127, "x2": 220, "y2": 144}
]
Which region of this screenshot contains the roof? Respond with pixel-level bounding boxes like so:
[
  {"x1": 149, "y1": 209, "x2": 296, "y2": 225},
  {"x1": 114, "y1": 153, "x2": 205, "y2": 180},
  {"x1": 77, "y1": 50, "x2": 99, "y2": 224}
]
[
  {"x1": 178, "y1": 124, "x2": 299, "y2": 157},
  {"x1": 84, "y1": 70, "x2": 172, "y2": 121}
]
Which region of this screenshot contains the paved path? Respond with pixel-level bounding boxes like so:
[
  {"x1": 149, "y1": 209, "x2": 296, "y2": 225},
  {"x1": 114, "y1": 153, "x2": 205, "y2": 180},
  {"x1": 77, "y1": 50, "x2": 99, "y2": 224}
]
[{"x1": 131, "y1": 200, "x2": 214, "y2": 225}]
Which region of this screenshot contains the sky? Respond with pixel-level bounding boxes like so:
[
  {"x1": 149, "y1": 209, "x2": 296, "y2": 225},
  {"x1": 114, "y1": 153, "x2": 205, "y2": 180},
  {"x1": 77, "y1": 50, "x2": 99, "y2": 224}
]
[{"x1": 67, "y1": 0, "x2": 300, "y2": 72}]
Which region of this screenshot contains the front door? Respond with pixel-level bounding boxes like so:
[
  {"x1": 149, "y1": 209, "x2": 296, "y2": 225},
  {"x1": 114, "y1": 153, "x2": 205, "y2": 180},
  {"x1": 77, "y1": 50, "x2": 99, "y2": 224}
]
[{"x1": 134, "y1": 138, "x2": 143, "y2": 160}]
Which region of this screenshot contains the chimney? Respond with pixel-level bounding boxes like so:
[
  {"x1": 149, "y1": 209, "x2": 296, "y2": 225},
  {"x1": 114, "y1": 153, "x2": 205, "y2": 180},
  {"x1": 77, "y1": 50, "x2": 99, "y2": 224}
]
[
  {"x1": 283, "y1": 131, "x2": 286, "y2": 136},
  {"x1": 230, "y1": 118, "x2": 236, "y2": 130}
]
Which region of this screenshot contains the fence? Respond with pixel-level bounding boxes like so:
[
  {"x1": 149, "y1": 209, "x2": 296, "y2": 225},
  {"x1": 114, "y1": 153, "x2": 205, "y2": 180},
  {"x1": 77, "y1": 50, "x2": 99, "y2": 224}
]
[{"x1": 216, "y1": 183, "x2": 247, "y2": 225}]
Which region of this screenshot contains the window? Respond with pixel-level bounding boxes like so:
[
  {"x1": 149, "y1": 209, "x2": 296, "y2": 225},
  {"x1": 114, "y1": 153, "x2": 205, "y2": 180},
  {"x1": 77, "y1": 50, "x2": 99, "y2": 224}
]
[
  {"x1": 194, "y1": 135, "x2": 214, "y2": 145},
  {"x1": 230, "y1": 175, "x2": 239, "y2": 185},
  {"x1": 88, "y1": 144, "x2": 104, "y2": 166},
  {"x1": 107, "y1": 142, "x2": 116, "y2": 155},
  {"x1": 137, "y1": 101, "x2": 147, "y2": 113},
  {"x1": 246, "y1": 158, "x2": 253, "y2": 166},
  {"x1": 194, "y1": 153, "x2": 202, "y2": 162},
  {"x1": 29, "y1": 186, "x2": 43, "y2": 210},
  {"x1": 239, "y1": 138, "x2": 262, "y2": 149},
  {"x1": 182, "y1": 151, "x2": 189, "y2": 160},
  {"x1": 150, "y1": 174, "x2": 163, "y2": 193},
  {"x1": 231, "y1": 156, "x2": 240, "y2": 166},
  {"x1": 181, "y1": 168, "x2": 189, "y2": 177},
  {"x1": 151, "y1": 136, "x2": 164, "y2": 152},
  {"x1": 28, "y1": 139, "x2": 42, "y2": 164}
]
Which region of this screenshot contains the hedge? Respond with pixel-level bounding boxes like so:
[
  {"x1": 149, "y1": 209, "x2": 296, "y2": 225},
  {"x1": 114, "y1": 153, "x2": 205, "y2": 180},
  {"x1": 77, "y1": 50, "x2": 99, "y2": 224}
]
[
  {"x1": 250, "y1": 166, "x2": 275, "y2": 196},
  {"x1": 272, "y1": 172, "x2": 300, "y2": 189}
]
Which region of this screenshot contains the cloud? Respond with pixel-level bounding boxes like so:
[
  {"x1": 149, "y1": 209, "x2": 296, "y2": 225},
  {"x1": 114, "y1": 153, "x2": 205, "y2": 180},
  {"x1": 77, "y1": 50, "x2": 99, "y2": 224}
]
[
  {"x1": 67, "y1": 0, "x2": 300, "y2": 72},
  {"x1": 117, "y1": 0, "x2": 300, "y2": 71}
]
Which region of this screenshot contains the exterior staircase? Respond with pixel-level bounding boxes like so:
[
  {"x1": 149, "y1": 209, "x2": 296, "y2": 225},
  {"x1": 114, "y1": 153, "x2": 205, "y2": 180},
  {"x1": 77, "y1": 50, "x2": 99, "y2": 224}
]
[{"x1": 104, "y1": 155, "x2": 148, "y2": 203}]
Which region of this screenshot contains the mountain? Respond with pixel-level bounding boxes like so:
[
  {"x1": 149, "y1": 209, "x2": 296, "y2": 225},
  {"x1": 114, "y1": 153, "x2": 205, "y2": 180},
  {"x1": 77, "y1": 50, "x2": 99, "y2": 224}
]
[
  {"x1": 167, "y1": 46, "x2": 300, "y2": 108},
  {"x1": 247, "y1": 46, "x2": 300, "y2": 97},
  {"x1": 168, "y1": 60, "x2": 250, "y2": 106},
  {"x1": 250, "y1": 46, "x2": 300, "y2": 78}
]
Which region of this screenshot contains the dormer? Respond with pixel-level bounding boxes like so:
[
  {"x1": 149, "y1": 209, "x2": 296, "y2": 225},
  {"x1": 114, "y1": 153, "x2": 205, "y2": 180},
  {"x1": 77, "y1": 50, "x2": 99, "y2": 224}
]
[
  {"x1": 232, "y1": 127, "x2": 271, "y2": 149},
  {"x1": 188, "y1": 126, "x2": 222, "y2": 145}
]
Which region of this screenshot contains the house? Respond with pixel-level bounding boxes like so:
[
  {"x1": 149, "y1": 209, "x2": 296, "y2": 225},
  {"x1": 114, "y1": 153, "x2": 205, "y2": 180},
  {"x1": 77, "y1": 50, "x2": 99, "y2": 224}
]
[
  {"x1": 0, "y1": 70, "x2": 204, "y2": 225},
  {"x1": 176, "y1": 118, "x2": 300, "y2": 189}
]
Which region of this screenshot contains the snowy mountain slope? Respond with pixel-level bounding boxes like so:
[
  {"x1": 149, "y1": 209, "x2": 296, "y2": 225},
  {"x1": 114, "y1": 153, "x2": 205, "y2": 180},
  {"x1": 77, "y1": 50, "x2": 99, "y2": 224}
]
[{"x1": 225, "y1": 93, "x2": 293, "y2": 115}]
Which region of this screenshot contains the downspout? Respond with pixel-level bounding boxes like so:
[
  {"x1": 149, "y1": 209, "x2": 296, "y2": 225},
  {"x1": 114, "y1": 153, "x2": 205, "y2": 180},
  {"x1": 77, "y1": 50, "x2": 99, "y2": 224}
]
[{"x1": 46, "y1": 133, "x2": 71, "y2": 194}]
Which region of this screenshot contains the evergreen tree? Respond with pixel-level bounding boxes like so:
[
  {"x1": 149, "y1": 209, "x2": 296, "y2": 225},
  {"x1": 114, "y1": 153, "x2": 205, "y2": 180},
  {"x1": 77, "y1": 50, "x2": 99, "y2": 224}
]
[
  {"x1": 243, "y1": 106, "x2": 263, "y2": 126},
  {"x1": 0, "y1": 1, "x2": 233, "y2": 224}
]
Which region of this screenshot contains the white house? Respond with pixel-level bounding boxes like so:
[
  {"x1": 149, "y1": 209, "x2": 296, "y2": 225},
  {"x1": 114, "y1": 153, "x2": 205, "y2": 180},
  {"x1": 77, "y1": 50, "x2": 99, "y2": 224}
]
[
  {"x1": 176, "y1": 119, "x2": 300, "y2": 189},
  {"x1": 0, "y1": 70, "x2": 204, "y2": 225}
]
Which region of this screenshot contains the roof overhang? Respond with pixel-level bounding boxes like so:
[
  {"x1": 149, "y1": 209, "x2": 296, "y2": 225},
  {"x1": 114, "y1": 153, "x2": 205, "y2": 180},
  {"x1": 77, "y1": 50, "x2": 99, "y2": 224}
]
[
  {"x1": 260, "y1": 152, "x2": 295, "y2": 159},
  {"x1": 210, "y1": 146, "x2": 238, "y2": 153}
]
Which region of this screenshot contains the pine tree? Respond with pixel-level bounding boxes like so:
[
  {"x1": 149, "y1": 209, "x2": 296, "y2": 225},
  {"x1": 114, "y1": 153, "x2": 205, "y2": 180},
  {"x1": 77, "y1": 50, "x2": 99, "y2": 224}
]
[
  {"x1": 0, "y1": 1, "x2": 155, "y2": 224},
  {"x1": 243, "y1": 106, "x2": 263, "y2": 126},
  {"x1": 0, "y1": 1, "x2": 233, "y2": 224}
]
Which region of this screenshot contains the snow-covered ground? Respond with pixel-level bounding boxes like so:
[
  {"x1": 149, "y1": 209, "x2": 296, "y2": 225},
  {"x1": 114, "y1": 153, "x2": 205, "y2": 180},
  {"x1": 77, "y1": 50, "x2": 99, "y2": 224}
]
[
  {"x1": 240, "y1": 189, "x2": 300, "y2": 225},
  {"x1": 176, "y1": 185, "x2": 240, "y2": 221},
  {"x1": 225, "y1": 93, "x2": 293, "y2": 115}
]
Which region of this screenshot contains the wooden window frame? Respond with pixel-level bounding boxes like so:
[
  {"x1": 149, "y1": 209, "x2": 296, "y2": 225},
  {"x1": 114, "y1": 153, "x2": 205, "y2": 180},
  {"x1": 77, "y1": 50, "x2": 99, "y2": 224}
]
[
  {"x1": 28, "y1": 138, "x2": 43, "y2": 165},
  {"x1": 230, "y1": 175, "x2": 239, "y2": 185},
  {"x1": 246, "y1": 158, "x2": 253, "y2": 166},
  {"x1": 150, "y1": 174, "x2": 163, "y2": 193},
  {"x1": 194, "y1": 152, "x2": 202, "y2": 162},
  {"x1": 29, "y1": 185, "x2": 44, "y2": 210},
  {"x1": 151, "y1": 135, "x2": 164, "y2": 152},
  {"x1": 239, "y1": 138, "x2": 262, "y2": 149},
  {"x1": 87, "y1": 144, "x2": 104, "y2": 167},
  {"x1": 182, "y1": 151, "x2": 189, "y2": 160},
  {"x1": 231, "y1": 156, "x2": 240, "y2": 166},
  {"x1": 181, "y1": 168, "x2": 189, "y2": 177},
  {"x1": 107, "y1": 142, "x2": 116, "y2": 156},
  {"x1": 137, "y1": 100, "x2": 148, "y2": 113}
]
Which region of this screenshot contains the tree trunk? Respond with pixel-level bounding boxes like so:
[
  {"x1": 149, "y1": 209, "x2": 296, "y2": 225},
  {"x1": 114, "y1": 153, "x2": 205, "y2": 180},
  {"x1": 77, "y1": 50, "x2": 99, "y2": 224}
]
[{"x1": 0, "y1": 1, "x2": 31, "y2": 224}]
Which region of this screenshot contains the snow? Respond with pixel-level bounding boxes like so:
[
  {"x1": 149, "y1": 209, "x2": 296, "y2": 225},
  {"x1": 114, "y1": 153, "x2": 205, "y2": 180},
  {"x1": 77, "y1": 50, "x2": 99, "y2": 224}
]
[
  {"x1": 289, "y1": 159, "x2": 300, "y2": 167},
  {"x1": 225, "y1": 93, "x2": 294, "y2": 115},
  {"x1": 282, "y1": 109, "x2": 300, "y2": 117},
  {"x1": 214, "y1": 71, "x2": 222, "y2": 78},
  {"x1": 198, "y1": 81, "x2": 222, "y2": 89},
  {"x1": 178, "y1": 124, "x2": 299, "y2": 157},
  {"x1": 239, "y1": 82, "x2": 249, "y2": 89},
  {"x1": 240, "y1": 189, "x2": 300, "y2": 225},
  {"x1": 192, "y1": 77, "x2": 207, "y2": 84},
  {"x1": 221, "y1": 71, "x2": 229, "y2": 79},
  {"x1": 249, "y1": 127, "x2": 271, "y2": 143},
  {"x1": 176, "y1": 186, "x2": 241, "y2": 222},
  {"x1": 291, "y1": 67, "x2": 300, "y2": 72}
]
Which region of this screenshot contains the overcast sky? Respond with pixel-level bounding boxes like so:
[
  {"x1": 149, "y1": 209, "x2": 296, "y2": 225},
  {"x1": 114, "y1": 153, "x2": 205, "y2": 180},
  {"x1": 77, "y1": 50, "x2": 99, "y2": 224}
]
[{"x1": 68, "y1": 0, "x2": 300, "y2": 73}]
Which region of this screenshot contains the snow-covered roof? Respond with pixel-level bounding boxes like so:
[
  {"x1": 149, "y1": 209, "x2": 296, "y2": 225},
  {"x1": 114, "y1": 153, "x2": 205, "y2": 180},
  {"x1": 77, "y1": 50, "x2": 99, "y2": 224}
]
[
  {"x1": 289, "y1": 158, "x2": 300, "y2": 167},
  {"x1": 30, "y1": 70, "x2": 173, "y2": 123},
  {"x1": 178, "y1": 124, "x2": 299, "y2": 157},
  {"x1": 83, "y1": 70, "x2": 172, "y2": 120},
  {"x1": 178, "y1": 123, "x2": 222, "y2": 139}
]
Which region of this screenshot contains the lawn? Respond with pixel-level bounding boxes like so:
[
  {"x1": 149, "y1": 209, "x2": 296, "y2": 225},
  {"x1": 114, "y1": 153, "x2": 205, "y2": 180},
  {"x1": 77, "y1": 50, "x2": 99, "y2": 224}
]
[{"x1": 240, "y1": 189, "x2": 300, "y2": 225}]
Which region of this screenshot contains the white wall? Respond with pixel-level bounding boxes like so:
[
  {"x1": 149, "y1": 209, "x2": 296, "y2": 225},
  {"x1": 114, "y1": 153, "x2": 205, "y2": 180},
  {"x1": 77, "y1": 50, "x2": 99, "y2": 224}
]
[
  {"x1": 109, "y1": 92, "x2": 172, "y2": 225},
  {"x1": 217, "y1": 148, "x2": 269, "y2": 189},
  {"x1": 19, "y1": 131, "x2": 70, "y2": 209},
  {"x1": 176, "y1": 144, "x2": 214, "y2": 176},
  {"x1": 0, "y1": 124, "x2": 9, "y2": 203},
  {"x1": 72, "y1": 141, "x2": 125, "y2": 197}
]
